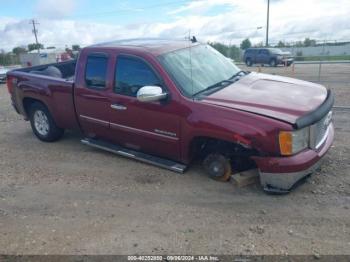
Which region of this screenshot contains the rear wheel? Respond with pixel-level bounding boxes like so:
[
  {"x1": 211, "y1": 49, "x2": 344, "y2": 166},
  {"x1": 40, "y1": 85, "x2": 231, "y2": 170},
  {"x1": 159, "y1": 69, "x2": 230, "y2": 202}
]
[
  {"x1": 269, "y1": 59, "x2": 277, "y2": 67},
  {"x1": 29, "y1": 102, "x2": 64, "y2": 142},
  {"x1": 245, "y1": 58, "x2": 252, "y2": 67},
  {"x1": 203, "y1": 153, "x2": 232, "y2": 181}
]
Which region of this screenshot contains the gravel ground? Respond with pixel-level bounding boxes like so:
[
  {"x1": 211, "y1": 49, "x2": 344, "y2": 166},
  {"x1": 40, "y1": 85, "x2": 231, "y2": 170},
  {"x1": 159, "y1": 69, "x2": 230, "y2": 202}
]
[{"x1": 0, "y1": 64, "x2": 349, "y2": 256}]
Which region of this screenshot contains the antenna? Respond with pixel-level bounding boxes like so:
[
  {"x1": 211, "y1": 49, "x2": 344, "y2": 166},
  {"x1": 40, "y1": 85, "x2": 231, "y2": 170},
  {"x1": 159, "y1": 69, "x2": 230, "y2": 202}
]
[
  {"x1": 29, "y1": 19, "x2": 40, "y2": 53},
  {"x1": 188, "y1": 30, "x2": 194, "y2": 99}
]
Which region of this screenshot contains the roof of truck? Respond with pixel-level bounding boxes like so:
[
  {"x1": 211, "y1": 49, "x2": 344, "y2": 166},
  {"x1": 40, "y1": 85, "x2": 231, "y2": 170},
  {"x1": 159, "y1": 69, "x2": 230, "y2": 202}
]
[{"x1": 89, "y1": 38, "x2": 200, "y2": 56}]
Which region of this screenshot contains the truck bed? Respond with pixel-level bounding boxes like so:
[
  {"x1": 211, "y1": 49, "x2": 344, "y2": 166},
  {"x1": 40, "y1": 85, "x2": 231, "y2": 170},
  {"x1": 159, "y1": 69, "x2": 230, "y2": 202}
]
[
  {"x1": 7, "y1": 59, "x2": 79, "y2": 130},
  {"x1": 15, "y1": 60, "x2": 77, "y2": 81}
]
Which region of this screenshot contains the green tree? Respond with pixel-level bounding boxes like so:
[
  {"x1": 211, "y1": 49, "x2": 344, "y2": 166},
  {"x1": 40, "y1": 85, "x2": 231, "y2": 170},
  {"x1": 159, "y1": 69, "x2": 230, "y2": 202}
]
[
  {"x1": 295, "y1": 41, "x2": 304, "y2": 47},
  {"x1": 240, "y1": 38, "x2": 252, "y2": 50},
  {"x1": 12, "y1": 46, "x2": 27, "y2": 55},
  {"x1": 276, "y1": 41, "x2": 285, "y2": 47},
  {"x1": 253, "y1": 41, "x2": 264, "y2": 48},
  {"x1": 0, "y1": 52, "x2": 19, "y2": 66},
  {"x1": 304, "y1": 38, "x2": 316, "y2": 47},
  {"x1": 208, "y1": 42, "x2": 227, "y2": 55},
  {"x1": 27, "y1": 43, "x2": 44, "y2": 52},
  {"x1": 227, "y1": 45, "x2": 241, "y2": 61},
  {"x1": 72, "y1": 45, "x2": 81, "y2": 51},
  {"x1": 208, "y1": 42, "x2": 241, "y2": 61}
]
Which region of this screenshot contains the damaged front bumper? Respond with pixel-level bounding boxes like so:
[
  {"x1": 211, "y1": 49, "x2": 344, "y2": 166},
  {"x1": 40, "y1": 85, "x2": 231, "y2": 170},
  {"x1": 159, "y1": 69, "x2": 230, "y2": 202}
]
[
  {"x1": 253, "y1": 123, "x2": 334, "y2": 193},
  {"x1": 260, "y1": 159, "x2": 322, "y2": 193}
]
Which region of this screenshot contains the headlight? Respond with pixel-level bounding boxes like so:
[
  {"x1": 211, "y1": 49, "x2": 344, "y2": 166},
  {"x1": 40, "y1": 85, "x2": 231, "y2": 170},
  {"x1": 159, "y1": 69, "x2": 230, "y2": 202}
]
[{"x1": 279, "y1": 127, "x2": 309, "y2": 155}]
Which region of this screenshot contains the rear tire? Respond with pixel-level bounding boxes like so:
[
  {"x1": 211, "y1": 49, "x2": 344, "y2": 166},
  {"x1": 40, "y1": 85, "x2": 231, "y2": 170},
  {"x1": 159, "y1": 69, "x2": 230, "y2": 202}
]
[
  {"x1": 269, "y1": 59, "x2": 277, "y2": 67},
  {"x1": 203, "y1": 153, "x2": 232, "y2": 182},
  {"x1": 29, "y1": 102, "x2": 64, "y2": 142},
  {"x1": 245, "y1": 58, "x2": 252, "y2": 67}
]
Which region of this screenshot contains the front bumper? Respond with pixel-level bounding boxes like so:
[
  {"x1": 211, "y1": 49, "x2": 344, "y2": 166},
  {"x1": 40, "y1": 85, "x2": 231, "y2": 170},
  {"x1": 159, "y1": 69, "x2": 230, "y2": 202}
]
[
  {"x1": 278, "y1": 58, "x2": 294, "y2": 65},
  {"x1": 253, "y1": 123, "x2": 334, "y2": 192}
]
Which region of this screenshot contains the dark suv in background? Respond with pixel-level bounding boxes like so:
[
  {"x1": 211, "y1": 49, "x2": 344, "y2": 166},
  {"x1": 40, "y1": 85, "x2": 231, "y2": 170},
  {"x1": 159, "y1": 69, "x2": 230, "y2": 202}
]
[{"x1": 243, "y1": 48, "x2": 294, "y2": 67}]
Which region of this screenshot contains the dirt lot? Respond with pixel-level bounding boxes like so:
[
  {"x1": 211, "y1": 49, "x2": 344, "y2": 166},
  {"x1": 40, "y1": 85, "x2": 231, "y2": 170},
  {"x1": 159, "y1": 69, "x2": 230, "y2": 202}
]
[{"x1": 0, "y1": 64, "x2": 349, "y2": 255}]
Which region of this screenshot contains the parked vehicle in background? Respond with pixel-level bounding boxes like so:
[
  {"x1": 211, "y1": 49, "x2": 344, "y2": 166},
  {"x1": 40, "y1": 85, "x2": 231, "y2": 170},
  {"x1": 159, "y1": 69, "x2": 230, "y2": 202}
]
[
  {"x1": 6, "y1": 39, "x2": 333, "y2": 193},
  {"x1": 243, "y1": 48, "x2": 294, "y2": 67},
  {"x1": 0, "y1": 66, "x2": 9, "y2": 83}
]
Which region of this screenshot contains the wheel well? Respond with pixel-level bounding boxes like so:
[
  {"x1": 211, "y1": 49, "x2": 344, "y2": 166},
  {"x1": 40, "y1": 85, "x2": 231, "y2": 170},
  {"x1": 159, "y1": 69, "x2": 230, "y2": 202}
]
[
  {"x1": 189, "y1": 136, "x2": 258, "y2": 158},
  {"x1": 245, "y1": 58, "x2": 252, "y2": 66},
  {"x1": 189, "y1": 136, "x2": 258, "y2": 172},
  {"x1": 23, "y1": 97, "x2": 45, "y2": 116}
]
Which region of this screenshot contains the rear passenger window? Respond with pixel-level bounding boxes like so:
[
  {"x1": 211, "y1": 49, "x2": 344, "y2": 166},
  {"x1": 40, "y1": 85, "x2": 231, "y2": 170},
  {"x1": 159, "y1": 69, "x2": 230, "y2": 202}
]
[
  {"x1": 115, "y1": 56, "x2": 161, "y2": 97},
  {"x1": 85, "y1": 55, "x2": 108, "y2": 89}
]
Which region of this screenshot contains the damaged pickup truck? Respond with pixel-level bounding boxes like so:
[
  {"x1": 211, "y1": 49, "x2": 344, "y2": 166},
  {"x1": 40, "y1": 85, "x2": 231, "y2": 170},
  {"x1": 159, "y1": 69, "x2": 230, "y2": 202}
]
[{"x1": 6, "y1": 39, "x2": 334, "y2": 193}]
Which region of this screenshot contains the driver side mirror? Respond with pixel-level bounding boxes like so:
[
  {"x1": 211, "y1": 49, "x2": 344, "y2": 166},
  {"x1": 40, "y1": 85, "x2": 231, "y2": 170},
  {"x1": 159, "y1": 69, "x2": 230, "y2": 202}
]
[{"x1": 136, "y1": 86, "x2": 168, "y2": 103}]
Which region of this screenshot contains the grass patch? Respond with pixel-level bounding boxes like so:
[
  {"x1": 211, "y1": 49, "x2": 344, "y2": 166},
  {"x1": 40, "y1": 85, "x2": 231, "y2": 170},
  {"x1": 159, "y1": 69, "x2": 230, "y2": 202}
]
[{"x1": 295, "y1": 55, "x2": 350, "y2": 61}]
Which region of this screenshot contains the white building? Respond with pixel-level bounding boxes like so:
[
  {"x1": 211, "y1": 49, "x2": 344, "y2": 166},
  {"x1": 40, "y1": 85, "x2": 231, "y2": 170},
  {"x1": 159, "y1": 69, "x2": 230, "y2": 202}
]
[{"x1": 19, "y1": 48, "x2": 72, "y2": 67}]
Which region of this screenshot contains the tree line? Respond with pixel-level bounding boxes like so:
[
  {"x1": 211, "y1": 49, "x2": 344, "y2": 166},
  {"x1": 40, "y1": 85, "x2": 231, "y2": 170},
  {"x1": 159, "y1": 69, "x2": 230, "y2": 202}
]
[
  {"x1": 208, "y1": 37, "x2": 350, "y2": 61},
  {"x1": 2, "y1": 38, "x2": 349, "y2": 66},
  {"x1": 237, "y1": 37, "x2": 345, "y2": 49}
]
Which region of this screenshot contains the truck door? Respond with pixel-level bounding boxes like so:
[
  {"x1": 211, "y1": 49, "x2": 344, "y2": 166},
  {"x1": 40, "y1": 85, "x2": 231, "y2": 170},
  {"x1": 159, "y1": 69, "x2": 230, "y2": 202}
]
[
  {"x1": 74, "y1": 52, "x2": 112, "y2": 138},
  {"x1": 106, "y1": 54, "x2": 181, "y2": 161},
  {"x1": 257, "y1": 49, "x2": 269, "y2": 64}
]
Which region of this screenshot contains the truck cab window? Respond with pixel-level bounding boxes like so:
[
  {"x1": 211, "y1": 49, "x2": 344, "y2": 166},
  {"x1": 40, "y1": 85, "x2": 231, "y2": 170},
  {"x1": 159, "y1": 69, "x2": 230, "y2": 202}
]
[
  {"x1": 85, "y1": 55, "x2": 108, "y2": 89},
  {"x1": 115, "y1": 56, "x2": 161, "y2": 97}
]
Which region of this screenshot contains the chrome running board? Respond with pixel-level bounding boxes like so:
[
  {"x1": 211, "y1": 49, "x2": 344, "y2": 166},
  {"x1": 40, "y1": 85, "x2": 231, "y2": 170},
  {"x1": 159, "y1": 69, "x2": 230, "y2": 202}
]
[{"x1": 81, "y1": 138, "x2": 187, "y2": 173}]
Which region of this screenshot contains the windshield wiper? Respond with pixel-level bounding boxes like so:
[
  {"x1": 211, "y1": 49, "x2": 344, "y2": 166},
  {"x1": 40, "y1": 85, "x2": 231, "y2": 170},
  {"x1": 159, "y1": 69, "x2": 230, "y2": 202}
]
[
  {"x1": 192, "y1": 71, "x2": 249, "y2": 98},
  {"x1": 228, "y1": 70, "x2": 248, "y2": 80},
  {"x1": 192, "y1": 80, "x2": 234, "y2": 97}
]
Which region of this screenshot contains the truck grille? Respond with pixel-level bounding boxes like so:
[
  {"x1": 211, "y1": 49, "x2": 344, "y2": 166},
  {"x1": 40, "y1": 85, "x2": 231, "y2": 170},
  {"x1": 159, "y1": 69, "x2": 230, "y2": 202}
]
[{"x1": 310, "y1": 111, "x2": 332, "y2": 149}]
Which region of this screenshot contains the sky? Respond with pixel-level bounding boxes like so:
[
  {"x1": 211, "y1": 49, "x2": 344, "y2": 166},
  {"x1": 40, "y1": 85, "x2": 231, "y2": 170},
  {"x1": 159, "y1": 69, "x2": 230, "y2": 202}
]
[{"x1": 0, "y1": 0, "x2": 350, "y2": 51}]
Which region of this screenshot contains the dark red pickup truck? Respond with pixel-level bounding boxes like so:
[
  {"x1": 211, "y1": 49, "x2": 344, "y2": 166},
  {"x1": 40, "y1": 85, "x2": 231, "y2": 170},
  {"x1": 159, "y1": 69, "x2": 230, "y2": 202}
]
[{"x1": 6, "y1": 39, "x2": 334, "y2": 193}]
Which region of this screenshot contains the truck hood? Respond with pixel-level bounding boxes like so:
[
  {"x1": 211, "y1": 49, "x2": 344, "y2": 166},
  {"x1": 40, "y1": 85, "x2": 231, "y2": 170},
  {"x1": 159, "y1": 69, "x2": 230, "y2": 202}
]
[{"x1": 201, "y1": 72, "x2": 327, "y2": 125}]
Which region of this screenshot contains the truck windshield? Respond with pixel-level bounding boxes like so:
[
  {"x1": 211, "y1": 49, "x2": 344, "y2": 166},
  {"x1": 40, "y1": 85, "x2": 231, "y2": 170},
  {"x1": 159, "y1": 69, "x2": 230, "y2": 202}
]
[{"x1": 158, "y1": 44, "x2": 240, "y2": 97}]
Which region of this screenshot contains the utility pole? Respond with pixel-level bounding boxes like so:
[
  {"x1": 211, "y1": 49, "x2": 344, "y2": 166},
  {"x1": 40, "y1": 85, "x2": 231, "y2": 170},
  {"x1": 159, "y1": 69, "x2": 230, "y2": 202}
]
[
  {"x1": 266, "y1": 0, "x2": 270, "y2": 47},
  {"x1": 30, "y1": 19, "x2": 40, "y2": 53}
]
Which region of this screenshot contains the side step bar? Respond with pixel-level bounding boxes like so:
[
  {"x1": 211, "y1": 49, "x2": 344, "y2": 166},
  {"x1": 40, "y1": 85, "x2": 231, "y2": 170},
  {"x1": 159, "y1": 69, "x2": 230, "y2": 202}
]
[{"x1": 81, "y1": 138, "x2": 187, "y2": 173}]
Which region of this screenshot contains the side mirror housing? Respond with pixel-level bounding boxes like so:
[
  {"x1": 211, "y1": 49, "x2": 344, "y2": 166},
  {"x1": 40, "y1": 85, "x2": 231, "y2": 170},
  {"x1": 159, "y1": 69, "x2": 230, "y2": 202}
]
[{"x1": 136, "y1": 86, "x2": 167, "y2": 103}]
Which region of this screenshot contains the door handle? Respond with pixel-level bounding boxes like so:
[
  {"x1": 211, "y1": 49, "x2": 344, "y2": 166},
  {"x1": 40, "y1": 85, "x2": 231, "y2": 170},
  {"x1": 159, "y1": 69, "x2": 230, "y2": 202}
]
[{"x1": 111, "y1": 104, "x2": 127, "y2": 110}]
